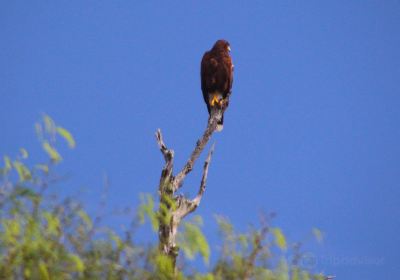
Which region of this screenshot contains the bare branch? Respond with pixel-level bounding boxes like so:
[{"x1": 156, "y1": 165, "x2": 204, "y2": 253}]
[
  {"x1": 173, "y1": 144, "x2": 215, "y2": 221},
  {"x1": 191, "y1": 143, "x2": 215, "y2": 207},
  {"x1": 155, "y1": 93, "x2": 230, "y2": 271},
  {"x1": 243, "y1": 214, "x2": 270, "y2": 280},
  {"x1": 174, "y1": 115, "x2": 219, "y2": 191},
  {"x1": 155, "y1": 129, "x2": 174, "y2": 163},
  {"x1": 155, "y1": 129, "x2": 174, "y2": 192}
]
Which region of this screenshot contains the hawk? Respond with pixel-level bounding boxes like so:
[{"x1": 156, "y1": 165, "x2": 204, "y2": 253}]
[{"x1": 201, "y1": 40, "x2": 233, "y2": 131}]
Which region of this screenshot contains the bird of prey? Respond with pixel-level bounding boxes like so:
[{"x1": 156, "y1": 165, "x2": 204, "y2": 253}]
[{"x1": 201, "y1": 39, "x2": 233, "y2": 131}]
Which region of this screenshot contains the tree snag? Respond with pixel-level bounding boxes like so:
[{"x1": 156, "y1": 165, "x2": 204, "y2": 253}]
[{"x1": 155, "y1": 101, "x2": 228, "y2": 270}]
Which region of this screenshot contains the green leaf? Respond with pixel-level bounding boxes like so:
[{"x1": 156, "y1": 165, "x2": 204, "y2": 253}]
[
  {"x1": 4, "y1": 156, "x2": 12, "y2": 172},
  {"x1": 238, "y1": 234, "x2": 248, "y2": 249},
  {"x1": 34, "y1": 122, "x2": 43, "y2": 140},
  {"x1": 272, "y1": 228, "x2": 287, "y2": 251},
  {"x1": 56, "y1": 126, "x2": 76, "y2": 148},
  {"x1": 69, "y1": 254, "x2": 85, "y2": 273},
  {"x1": 39, "y1": 261, "x2": 50, "y2": 280},
  {"x1": 12, "y1": 186, "x2": 39, "y2": 201},
  {"x1": 312, "y1": 274, "x2": 326, "y2": 280},
  {"x1": 35, "y1": 164, "x2": 49, "y2": 174},
  {"x1": 42, "y1": 141, "x2": 62, "y2": 163},
  {"x1": 155, "y1": 254, "x2": 174, "y2": 277},
  {"x1": 138, "y1": 193, "x2": 158, "y2": 231},
  {"x1": 78, "y1": 210, "x2": 93, "y2": 230},
  {"x1": 43, "y1": 114, "x2": 56, "y2": 134},
  {"x1": 195, "y1": 274, "x2": 215, "y2": 280},
  {"x1": 24, "y1": 268, "x2": 31, "y2": 278},
  {"x1": 109, "y1": 231, "x2": 123, "y2": 250},
  {"x1": 179, "y1": 220, "x2": 210, "y2": 264},
  {"x1": 292, "y1": 267, "x2": 300, "y2": 280},
  {"x1": 254, "y1": 268, "x2": 274, "y2": 280},
  {"x1": 215, "y1": 215, "x2": 234, "y2": 236},
  {"x1": 43, "y1": 212, "x2": 61, "y2": 236},
  {"x1": 159, "y1": 201, "x2": 172, "y2": 225},
  {"x1": 161, "y1": 193, "x2": 177, "y2": 211},
  {"x1": 20, "y1": 148, "x2": 29, "y2": 159},
  {"x1": 13, "y1": 160, "x2": 32, "y2": 181},
  {"x1": 277, "y1": 258, "x2": 289, "y2": 280},
  {"x1": 312, "y1": 228, "x2": 323, "y2": 243},
  {"x1": 300, "y1": 271, "x2": 310, "y2": 280},
  {"x1": 2, "y1": 219, "x2": 20, "y2": 244}
]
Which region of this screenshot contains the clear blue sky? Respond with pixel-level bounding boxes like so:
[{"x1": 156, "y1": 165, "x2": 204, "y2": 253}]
[{"x1": 1, "y1": 1, "x2": 399, "y2": 278}]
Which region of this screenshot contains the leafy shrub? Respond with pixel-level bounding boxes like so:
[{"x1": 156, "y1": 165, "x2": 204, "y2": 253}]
[{"x1": 0, "y1": 116, "x2": 326, "y2": 279}]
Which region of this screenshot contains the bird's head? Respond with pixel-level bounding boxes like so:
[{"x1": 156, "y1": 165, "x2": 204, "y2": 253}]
[{"x1": 212, "y1": 39, "x2": 231, "y2": 53}]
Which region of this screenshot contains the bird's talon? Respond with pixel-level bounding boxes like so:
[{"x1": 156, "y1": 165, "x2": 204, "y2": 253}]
[{"x1": 211, "y1": 95, "x2": 219, "y2": 106}]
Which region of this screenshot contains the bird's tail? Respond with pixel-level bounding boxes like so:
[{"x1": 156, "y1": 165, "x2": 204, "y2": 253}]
[
  {"x1": 216, "y1": 114, "x2": 224, "y2": 132},
  {"x1": 210, "y1": 107, "x2": 224, "y2": 132}
]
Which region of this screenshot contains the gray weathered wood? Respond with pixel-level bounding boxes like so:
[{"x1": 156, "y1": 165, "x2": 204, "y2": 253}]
[{"x1": 155, "y1": 109, "x2": 225, "y2": 269}]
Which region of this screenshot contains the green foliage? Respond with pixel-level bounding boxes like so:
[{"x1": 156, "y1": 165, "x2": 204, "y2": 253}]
[
  {"x1": 312, "y1": 228, "x2": 323, "y2": 244},
  {"x1": 4, "y1": 156, "x2": 12, "y2": 172},
  {"x1": 34, "y1": 114, "x2": 75, "y2": 164},
  {"x1": 138, "y1": 193, "x2": 159, "y2": 232},
  {"x1": 0, "y1": 115, "x2": 328, "y2": 279},
  {"x1": 56, "y1": 126, "x2": 76, "y2": 148},
  {"x1": 12, "y1": 160, "x2": 32, "y2": 181},
  {"x1": 158, "y1": 193, "x2": 177, "y2": 227},
  {"x1": 178, "y1": 216, "x2": 210, "y2": 264},
  {"x1": 19, "y1": 148, "x2": 29, "y2": 159},
  {"x1": 155, "y1": 254, "x2": 175, "y2": 279},
  {"x1": 42, "y1": 141, "x2": 62, "y2": 163},
  {"x1": 272, "y1": 228, "x2": 287, "y2": 251},
  {"x1": 211, "y1": 215, "x2": 325, "y2": 280}
]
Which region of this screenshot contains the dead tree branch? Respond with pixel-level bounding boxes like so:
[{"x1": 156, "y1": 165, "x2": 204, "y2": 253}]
[
  {"x1": 191, "y1": 143, "x2": 214, "y2": 208},
  {"x1": 174, "y1": 116, "x2": 217, "y2": 191},
  {"x1": 243, "y1": 215, "x2": 270, "y2": 280},
  {"x1": 155, "y1": 109, "x2": 225, "y2": 270},
  {"x1": 174, "y1": 93, "x2": 229, "y2": 191}
]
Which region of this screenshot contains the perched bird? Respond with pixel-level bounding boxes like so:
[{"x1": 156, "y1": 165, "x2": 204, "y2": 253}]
[{"x1": 201, "y1": 40, "x2": 233, "y2": 131}]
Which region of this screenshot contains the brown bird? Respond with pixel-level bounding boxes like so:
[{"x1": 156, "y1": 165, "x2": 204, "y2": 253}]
[{"x1": 201, "y1": 40, "x2": 233, "y2": 131}]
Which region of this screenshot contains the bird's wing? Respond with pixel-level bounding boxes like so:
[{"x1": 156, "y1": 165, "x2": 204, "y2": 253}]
[
  {"x1": 201, "y1": 52, "x2": 219, "y2": 94},
  {"x1": 223, "y1": 54, "x2": 233, "y2": 98}
]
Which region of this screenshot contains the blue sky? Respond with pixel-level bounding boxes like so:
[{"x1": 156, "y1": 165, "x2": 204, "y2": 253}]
[{"x1": 1, "y1": 1, "x2": 399, "y2": 278}]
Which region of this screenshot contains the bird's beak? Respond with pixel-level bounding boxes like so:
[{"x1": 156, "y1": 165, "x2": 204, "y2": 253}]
[{"x1": 227, "y1": 46, "x2": 231, "y2": 52}]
